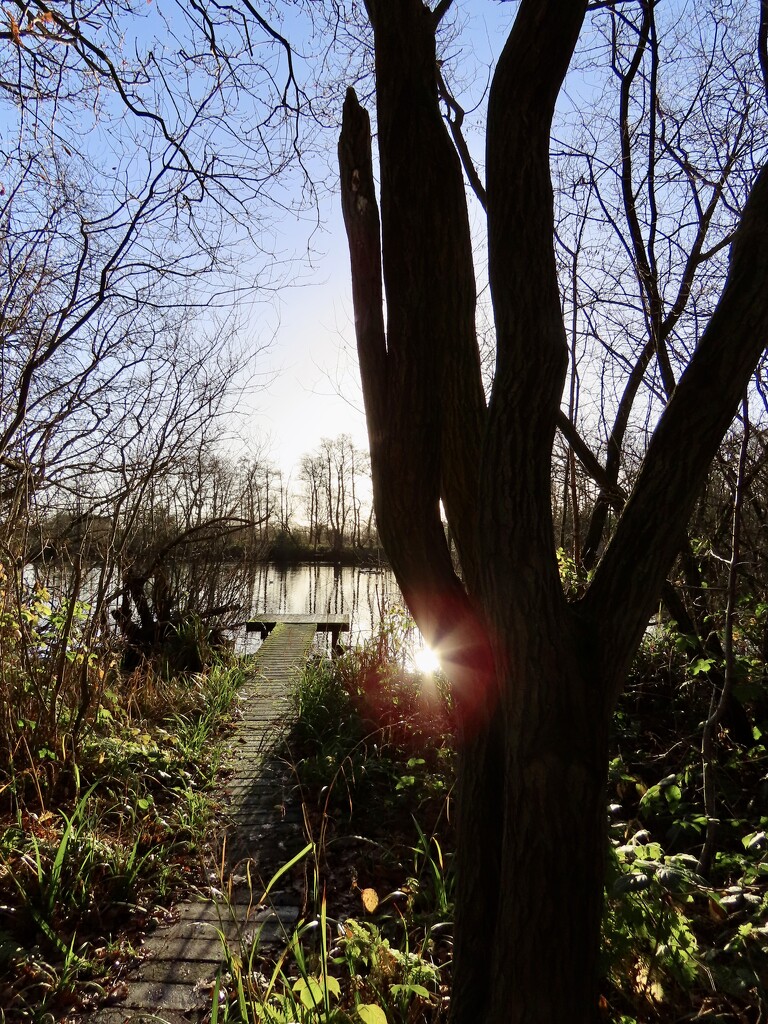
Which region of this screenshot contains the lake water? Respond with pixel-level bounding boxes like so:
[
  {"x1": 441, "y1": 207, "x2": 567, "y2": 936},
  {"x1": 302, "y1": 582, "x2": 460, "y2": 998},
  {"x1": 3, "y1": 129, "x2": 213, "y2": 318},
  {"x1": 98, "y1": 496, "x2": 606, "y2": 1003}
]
[{"x1": 29, "y1": 559, "x2": 415, "y2": 657}]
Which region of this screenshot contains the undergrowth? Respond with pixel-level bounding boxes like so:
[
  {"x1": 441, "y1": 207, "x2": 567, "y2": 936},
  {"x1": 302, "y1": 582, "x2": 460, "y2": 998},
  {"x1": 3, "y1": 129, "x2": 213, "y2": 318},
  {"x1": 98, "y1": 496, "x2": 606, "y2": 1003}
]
[
  {"x1": 0, "y1": 561, "x2": 245, "y2": 1022},
  {"x1": 208, "y1": 608, "x2": 768, "y2": 1024},
  {"x1": 3, "y1": 559, "x2": 766, "y2": 1023}
]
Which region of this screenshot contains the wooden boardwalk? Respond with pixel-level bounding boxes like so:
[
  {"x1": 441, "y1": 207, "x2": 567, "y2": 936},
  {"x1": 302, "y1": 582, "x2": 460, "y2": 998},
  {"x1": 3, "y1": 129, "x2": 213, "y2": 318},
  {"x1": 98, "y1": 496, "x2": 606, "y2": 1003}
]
[
  {"x1": 247, "y1": 612, "x2": 350, "y2": 649},
  {"x1": 90, "y1": 621, "x2": 319, "y2": 1024}
]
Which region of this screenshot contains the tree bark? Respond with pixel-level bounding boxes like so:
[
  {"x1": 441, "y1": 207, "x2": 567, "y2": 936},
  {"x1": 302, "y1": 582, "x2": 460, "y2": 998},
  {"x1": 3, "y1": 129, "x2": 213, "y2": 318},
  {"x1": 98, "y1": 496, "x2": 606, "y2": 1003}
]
[{"x1": 338, "y1": 14, "x2": 494, "y2": 730}]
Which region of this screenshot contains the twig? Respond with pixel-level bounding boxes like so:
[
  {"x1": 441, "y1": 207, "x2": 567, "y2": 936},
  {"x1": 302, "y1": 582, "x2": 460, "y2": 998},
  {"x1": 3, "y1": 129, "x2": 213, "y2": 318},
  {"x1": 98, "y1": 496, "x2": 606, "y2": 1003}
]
[{"x1": 698, "y1": 395, "x2": 750, "y2": 877}]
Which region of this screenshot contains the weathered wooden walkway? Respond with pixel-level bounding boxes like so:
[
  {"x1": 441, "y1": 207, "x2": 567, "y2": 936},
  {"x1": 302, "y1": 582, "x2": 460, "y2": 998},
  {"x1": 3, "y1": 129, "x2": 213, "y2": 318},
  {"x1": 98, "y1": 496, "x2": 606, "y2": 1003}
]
[
  {"x1": 247, "y1": 612, "x2": 350, "y2": 650},
  {"x1": 90, "y1": 620, "x2": 323, "y2": 1024}
]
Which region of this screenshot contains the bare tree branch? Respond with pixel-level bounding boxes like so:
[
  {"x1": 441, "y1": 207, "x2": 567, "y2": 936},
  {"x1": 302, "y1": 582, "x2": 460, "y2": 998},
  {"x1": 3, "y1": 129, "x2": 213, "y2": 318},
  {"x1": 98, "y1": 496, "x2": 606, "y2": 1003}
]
[
  {"x1": 585, "y1": 166, "x2": 768, "y2": 689},
  {"x1": 436, "y1": 68, "x2": 488, "y2": 209}
]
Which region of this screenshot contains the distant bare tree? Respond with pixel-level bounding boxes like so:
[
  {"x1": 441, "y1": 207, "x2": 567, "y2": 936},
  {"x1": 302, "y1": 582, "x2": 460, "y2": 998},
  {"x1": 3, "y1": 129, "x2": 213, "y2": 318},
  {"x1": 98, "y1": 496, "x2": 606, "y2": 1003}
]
[
  {"x1": 299, "y1": 453, "x2": 324, "y2": 549},
  {"x1": 299, "y1": 434, "x2": 371, "y2": 553}
]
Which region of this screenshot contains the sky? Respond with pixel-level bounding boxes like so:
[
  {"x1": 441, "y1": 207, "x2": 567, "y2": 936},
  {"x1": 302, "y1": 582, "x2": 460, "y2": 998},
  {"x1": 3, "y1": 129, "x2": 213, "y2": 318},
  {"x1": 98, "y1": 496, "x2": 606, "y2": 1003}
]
[
  {"x1": 239, "y1": 2, "x2": 516, "y2": 478},
  {"x1": 244, "y1": 219, "x2": 367, "y2": 476}
]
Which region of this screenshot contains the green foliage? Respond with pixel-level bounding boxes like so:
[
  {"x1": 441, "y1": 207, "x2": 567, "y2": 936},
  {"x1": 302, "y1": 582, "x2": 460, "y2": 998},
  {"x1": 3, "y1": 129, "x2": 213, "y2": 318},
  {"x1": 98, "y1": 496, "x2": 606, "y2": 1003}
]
[
  {"x1": 284, "y1": 609, "x2": 454, "y2": 830},
  {"x1": 0, "y1": 560, "x2": 117, "y2": 805},
  {"x1": 556, "y1": 546, "x2": 590, "y2": 597},
  {"x1": 170, "y1": 662, "x2": 244, "y2": 768},
  {"x1": 290, "y1": 655, "x2": 361, "y2": 758},
  {"x1": 0, "y1": 564, "x2": 247, "y2": 1022},
  {"x1": 410, "y1": 819, "x2": 453, "y2": 919},
  {"x1": 602, "y1": 814, "x2": 768, "y2": 1016},
  {"x1": 602, "y1": 602, "x2": 768, "y2": 1018},
  {"x1": 212, "y1": 902, "x2": 442, "y2": 1024},
  {"x1": 603, "y1": 830, "x2": 703, "y2": 1006},
  {"x1": 159, "y1": 613, "x2": 226, "y2": 676},
  {"x1": 333, "y1": 918, "x2": 440, "y2": 1012}
]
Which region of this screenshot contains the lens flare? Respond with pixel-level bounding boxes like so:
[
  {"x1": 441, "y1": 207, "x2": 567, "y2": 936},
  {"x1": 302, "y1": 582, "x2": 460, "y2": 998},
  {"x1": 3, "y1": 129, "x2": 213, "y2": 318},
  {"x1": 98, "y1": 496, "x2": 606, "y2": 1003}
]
[{"x1": 413, "y1": 644, "x2": 441, "y2": 674}]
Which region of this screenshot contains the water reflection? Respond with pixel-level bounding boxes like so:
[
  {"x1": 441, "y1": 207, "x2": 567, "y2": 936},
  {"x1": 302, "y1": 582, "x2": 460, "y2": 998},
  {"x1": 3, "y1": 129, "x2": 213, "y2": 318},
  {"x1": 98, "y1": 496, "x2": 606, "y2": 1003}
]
[
  {"x1": 239, "y1": 563, "x2": 402, "y2": 652},
  {"x1": 29, "y1": 560, "x2": 406, "y2": 655}
]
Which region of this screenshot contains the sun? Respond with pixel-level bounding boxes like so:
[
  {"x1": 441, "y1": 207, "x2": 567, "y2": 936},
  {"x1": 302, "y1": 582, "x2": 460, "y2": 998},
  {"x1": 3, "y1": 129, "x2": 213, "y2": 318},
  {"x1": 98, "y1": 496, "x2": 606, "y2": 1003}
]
[{"x1": 412, "y1": 644, "x2": 442, "y2": 675}]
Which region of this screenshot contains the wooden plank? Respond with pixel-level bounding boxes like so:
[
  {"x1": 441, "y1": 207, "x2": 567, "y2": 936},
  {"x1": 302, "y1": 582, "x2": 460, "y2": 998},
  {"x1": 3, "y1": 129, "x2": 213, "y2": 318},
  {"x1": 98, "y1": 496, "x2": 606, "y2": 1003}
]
[
  {"x1": 91, "y1": 623, "x2": 316, "y2": 1024},
  {"x1": 246, "y1": 613, "x2": 350, "y2": 633}
]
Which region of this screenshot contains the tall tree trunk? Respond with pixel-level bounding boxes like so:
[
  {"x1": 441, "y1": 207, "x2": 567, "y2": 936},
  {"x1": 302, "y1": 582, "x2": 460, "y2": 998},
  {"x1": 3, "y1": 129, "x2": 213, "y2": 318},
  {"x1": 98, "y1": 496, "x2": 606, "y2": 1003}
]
[{"x1": 454, "y1": 647, "x2": 610, "y2": 1022}]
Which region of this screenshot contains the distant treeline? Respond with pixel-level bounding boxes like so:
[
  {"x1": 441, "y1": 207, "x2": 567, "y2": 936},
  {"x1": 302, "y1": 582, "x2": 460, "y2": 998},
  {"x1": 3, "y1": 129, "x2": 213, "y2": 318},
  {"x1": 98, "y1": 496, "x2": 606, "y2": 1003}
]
[{"x1": 25, "y1": 432, "x2": 381, "y2": 568}]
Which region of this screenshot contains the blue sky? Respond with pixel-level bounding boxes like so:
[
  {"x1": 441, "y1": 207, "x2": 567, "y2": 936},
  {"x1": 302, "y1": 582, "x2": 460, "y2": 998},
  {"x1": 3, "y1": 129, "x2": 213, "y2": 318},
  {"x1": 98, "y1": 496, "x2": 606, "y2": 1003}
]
[{"x1": 241, "y1": 1, "x2": 516, "y2": 475}]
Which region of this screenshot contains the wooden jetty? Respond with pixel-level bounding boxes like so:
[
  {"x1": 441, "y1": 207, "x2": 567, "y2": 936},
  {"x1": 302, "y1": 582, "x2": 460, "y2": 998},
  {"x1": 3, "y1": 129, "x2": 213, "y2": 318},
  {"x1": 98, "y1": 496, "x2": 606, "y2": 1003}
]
[
  {"x1": 246, "y1": 612, "x2": 350, "y2": 650},
  {"x1": 91, "y1": 619, "x2": 326, "y2": 1023}
]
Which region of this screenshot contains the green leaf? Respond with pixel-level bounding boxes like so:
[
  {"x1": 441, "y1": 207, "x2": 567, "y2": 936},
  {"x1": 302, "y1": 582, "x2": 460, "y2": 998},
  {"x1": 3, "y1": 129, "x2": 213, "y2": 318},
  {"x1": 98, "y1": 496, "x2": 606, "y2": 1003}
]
[
  {"x1": 325, "y1": 975, "x2": 341, "y2": 999},
  {"x1": 358, "y1": 1006, "x2": 388, "y2": 1024},
  {"x1": 690, "y1": 657, "x2": 715, "y2": 676},
  {"x1": 293, "y1": 976, "x2": 323, "y2": 1009},
  {"x1": 664, "y1": 784, "x2": 682, "y2": 808},
  {"x1": 744, "y1": 831, "x2": 767, "y2": 852},
  {"x1": 391, "y1": 983, "x2": 432, "y2": 999},
  {"x1": 612, "y1": 872, "x2": 651, "y2": 895}
]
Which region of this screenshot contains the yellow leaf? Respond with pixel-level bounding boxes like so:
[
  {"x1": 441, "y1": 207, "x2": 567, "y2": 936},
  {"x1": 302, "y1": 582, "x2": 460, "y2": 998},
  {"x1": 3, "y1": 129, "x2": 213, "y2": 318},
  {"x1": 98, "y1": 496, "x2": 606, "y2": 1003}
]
[{"x1": 361, "y1": 887, "x2": 379, "y2": 913}]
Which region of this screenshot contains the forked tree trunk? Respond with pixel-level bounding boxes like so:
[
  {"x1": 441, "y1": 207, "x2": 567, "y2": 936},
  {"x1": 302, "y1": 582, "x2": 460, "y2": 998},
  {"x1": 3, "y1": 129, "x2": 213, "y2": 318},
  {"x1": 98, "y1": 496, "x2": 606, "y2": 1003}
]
[
  {"x1": 339, "y1": 2, "x2": 768, "y2": 1022},
  {"x1": 450, "y1": 476, "x2": 614, "y2": 1023}
]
